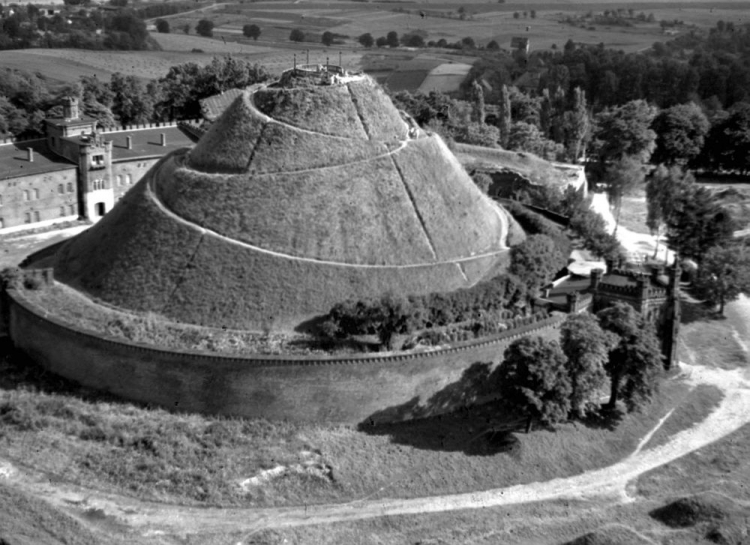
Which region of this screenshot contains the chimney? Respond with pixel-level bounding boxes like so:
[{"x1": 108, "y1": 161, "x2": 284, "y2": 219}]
[
  {"x1": 126, "y1": 136, "x2": 132, "y2": 150},
  {"x1": 27, "y1": 148, "x2": 34, "y2": 162},
  {"x1": 160, "y1": 133, "x2": 166, "y2": 147},
  {"x1": 605, "y1": 259, "x2": 614, "y2": 274},
  {"x1": 590, "y1": 268, "x2": 602, "y2": 291}
]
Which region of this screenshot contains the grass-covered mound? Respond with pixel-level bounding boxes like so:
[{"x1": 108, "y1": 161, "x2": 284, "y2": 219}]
[
  {"x1": 48, "y1": 75, "x2": 514, "y2": 331},
  {"x1": 187, "y1": 93, "x2": 265, "y2": 173},
  {"x1": 392, "y1": 135, "x2": 505, "y2": 260},
  {"x1": 52, "y1": 157, "x2": 203, "y2": 313},
  {"x1": 347, "y1": 77, "x2": 409, "y2": 141},
  {"x1": 160, "y1": 155, "x2": 437, "y2": 265},
  {"x1": 254, "y1": 84, "x2": 370, "y2": 139},
  {"x1": 649, "y1": 492, "x2": 743, "y2": 529}
]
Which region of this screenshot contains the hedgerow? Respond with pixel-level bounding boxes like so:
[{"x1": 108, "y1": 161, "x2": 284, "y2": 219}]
[{"x1": 502, "y1": 200, "x2": 572, "y2": 260}]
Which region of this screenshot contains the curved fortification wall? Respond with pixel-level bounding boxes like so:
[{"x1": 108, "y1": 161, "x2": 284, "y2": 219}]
[{"x1": 7, "y1": 288, "x2": 563, "y2": 424}]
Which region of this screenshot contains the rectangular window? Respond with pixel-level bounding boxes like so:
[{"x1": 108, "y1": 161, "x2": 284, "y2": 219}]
[
  {"x1": 60, "y1": 206, "x2": 66, "y2": 217},
  {"x1": 24, "y1": 212, "x2": 31, "y2": 224},
  {"x1": 34, "y1": 211, "x2": 40, "y2": 222},
  {"x1": 33, "y1": 189, "x2": 39, "y2": 200},
  {"x1": 92, "y1": 179, "x2": 105, "y2": 191},
  {"x1": 0, "y1": 218, "x2": 4, "y2": 229},
  {"x1": 23, "y1": 190, "x2": 29, "y2": 201},
  {"x1": 69, "y1": 204, "x2": 75, "y2": 215},
  {"x1": 0, "y1": 194, "x2": 3, "y2": 206},
  {"x1": 58, "y1": 184, "x2": 64, "y2": 194},
  {"x1": 91, "y1": 154, "x2": 105, "y2": 168},
  {"x1": 116, "y1": 175, "x2": 122, "y2": 187},
  {"x1": 67, "y1": 182, "x2": 74, "y2": 193}
]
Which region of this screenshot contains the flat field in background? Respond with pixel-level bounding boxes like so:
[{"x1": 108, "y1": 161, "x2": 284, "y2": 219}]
[{"x1": 6, "y1": 0, "x2": 745, "y2": 90}]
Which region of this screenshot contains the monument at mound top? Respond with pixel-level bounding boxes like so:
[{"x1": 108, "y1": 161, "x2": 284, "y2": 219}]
[{"x1": 50, "y1": 66, "x2": 512, "y2": 332}]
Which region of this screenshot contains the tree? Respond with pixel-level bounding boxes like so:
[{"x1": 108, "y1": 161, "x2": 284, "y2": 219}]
[
  {"x1": 507, "y1": 122, "x2": 564, "y2": 161},
  {"x1": 487, "y1": 40, "x2": 500, "y2": 50},
  {"x1": 645, "y1": 165, "x2": 693, "y2": 258},
  {"x1": 513, "y1": 12, "x2": 520, "y2": 19},
  {"x1": 242, "y1": 24, "x2": 261, "y2": 40},
  {"x1": 509, "y1": 234, "x2": 565, "y2": 293},
  {"x1": 597, "y1": 303, "x2": 664, "y2": 412},
  {"x1": 321, "y1": 31, "x2": 334, "y2": 46},
  {"x1": 358, "y1": 32, "x2": 374, "y2": 48},
  {"x1": 375, "y1": 36, "x2": 387, "y2": 48},
  {"x1": 386, "y1": 30, "x2": 399, "y2": 47},
  {"x1": 569, "y1": 205, "x2": 622, "y2": 261},
  {"x1": 461, "y1": 36, "x2": 476, "y2": 49},
  {"x1": 651, "y1": 102, "x2": 709, "y2": 165},
  {"x1": 109, "y1": 72, "x2": 153, "y2": 125},
  {"x1": 666, "y1": 184, "x2": 735, "y2": 262},
  {"x1": 155, "y1": 18, "x2": 170, "y2": 34},
  {"x1": 498, "y1": 336, "x2": 572, "y2": 431},
  {"x1": 289, "y1": 28, "x2": 305, "y2": 42},
  {"x1": 564, "y1": 87, "x2": 590, "y2": 162},
  {"x1": 694, "y1": 245, "x2": 750, "y2": 314},
  {"x1": 560, "y1": 313, "x2": 615, "y2": 417},
  {"x1": 471, "y1": 80, "x2": 485, "y2": 124},
  {"x1": 404, "y1": 34, "x2": 425, "y2": 48},
  {"x1": 498, "y1": 84, "x2": 511, "y2": 148},
  {"x1": 592, "y1": 99, "x2": 657, "y2": 164},
  {"x1": 471, "y1": 172, "x2": 492, "y2": 194},
  {"x1": 196, "y1": 19, "x2": 214, "y2": 37},
  {"x1": 698, "y1": 104, "x2": 750, "y2": 174},
  {"x1": 530, "y1": 9, "x2": 537, "y2": 18},
  {"x1": 604, "y1": 155, "x2": 647, "y2": 236}
]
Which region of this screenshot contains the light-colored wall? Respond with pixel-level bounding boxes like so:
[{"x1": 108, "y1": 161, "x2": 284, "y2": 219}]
[
  {"x1": 112, "y1": 159, "x2": 159, "y2": 202},
  {"x1": 0, "y1": 169, "x2": 78, "y2": 232},
  {"x1": 7, "y1": 287, "x2": 563, "y2": 424}
]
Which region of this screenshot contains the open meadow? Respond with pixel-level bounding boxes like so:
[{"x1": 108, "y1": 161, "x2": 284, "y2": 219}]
[{"x1": 5, "y1": 0, "x2": 747, "y2": 91}]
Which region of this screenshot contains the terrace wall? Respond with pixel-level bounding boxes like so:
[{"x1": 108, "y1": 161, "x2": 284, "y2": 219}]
[{"x1": 6, "y1": 287, "x2": 564, "y2": 425}]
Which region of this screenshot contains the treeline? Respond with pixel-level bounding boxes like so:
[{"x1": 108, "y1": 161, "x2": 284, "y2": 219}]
[
  {"x1": 0, "y1": 56, "x2": 269, "y2": 137},
  {"x1": 0, "y1": 5, "x2": 151, "y2": 50}
]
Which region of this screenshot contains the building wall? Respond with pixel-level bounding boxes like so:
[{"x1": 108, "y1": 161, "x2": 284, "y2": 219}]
[
  {"x1": 112, "y1": 159, "x2": 159, "y2": 202},
  {"x1": 0, "y1": 169, "x2": 79, "y2": 231},
  {"x1": 7, "y1": 287, "x2": 564, "y2": 424}
]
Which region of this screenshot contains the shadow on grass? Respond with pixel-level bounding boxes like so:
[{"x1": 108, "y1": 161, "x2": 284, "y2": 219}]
[
  {"x1": 680, "y1": 298, "x2": 726, "y2": 325},
  {"x1": 579, "y1": 405, "x2": 625, "y2": 432}
]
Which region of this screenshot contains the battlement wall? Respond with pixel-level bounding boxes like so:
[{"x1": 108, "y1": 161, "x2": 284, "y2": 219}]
[{"x1": 6, "y1": 287, "x2": 564, "y2": 424}]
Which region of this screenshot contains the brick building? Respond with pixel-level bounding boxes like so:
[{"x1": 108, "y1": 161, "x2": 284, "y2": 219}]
[{"x1": 0, "y1": 97, "x2": 197, "y2": 234}]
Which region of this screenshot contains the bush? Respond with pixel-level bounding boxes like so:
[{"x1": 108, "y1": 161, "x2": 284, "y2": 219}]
[
  {"x1": 289, "y1": 28, "x2": 305, "y2": 42},
  {"x1": 155, "y1": 18, "x2": 170, "y2": 33},
  {"x1": 503, "y1": 200, "x2": 572, "y2": 260},
  {"x1": 196, "y1": 19, "x2": 214, "y2": 37},
  {"x1": 242, "y1": 24, "x2": 260, "y2": 40}
]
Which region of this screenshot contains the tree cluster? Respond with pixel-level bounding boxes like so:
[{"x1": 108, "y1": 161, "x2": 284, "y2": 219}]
[
  {"x1": 499, "y1": 304, "x2": 663, "y2": 430},
  {"x1": 325, "y1": 273, "x2": 528, "y2": 347},
  {"x1": 0, "y1": 56, "x2": 270, "y2": 137}
]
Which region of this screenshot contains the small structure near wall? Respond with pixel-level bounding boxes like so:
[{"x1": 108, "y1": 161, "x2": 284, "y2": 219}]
[{"x1": 540, "y1": 259, "x2": 681, "y2": 369}]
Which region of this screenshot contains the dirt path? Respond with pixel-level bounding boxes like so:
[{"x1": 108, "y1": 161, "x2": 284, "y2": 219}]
[{"x1": 2, "y1": 356, "x2": 749, "y2": 539}]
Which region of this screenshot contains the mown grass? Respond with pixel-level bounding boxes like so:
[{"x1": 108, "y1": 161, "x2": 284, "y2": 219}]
[
  {"x1": 617, "y1": 189, "x2": 651, "y2": 235},
  {"x1": 641, "y1": 383, "x2": 724, "y2": 451}
]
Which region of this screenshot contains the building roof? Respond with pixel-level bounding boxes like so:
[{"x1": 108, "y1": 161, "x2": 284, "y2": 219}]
[
  {"x1": 0, "y1": 140, "x2": 75, "y2": 181},
  {"x1": 106, "y1": 126, "x2": 198, "y2": 161},
  {"x1": 45, "y1": 116, "x2": 98, "y2": 129}
]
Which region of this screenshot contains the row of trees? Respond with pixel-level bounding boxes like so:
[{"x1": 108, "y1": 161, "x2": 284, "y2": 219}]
[
  {"x1": 0, "y1": 56, "x2": 270, "y2": 136},
  {"x1": 500, "y1": 304, "x2": 663, "y2": 430}
]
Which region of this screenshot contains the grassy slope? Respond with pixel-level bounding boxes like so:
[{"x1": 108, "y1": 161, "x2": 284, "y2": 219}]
[
  {"x1": 346, "y1": 78, "x2": 409, "y2": 141},
  {"x1": 188, "y1": 93, "x2": 265, "y2": 172},
  {"x1": 53, "y1": 164, "x2": 202, "y2": 313},
  {"x1": 163, "y1": 155, "x2": 437, "y2": 265},
  {"x1": 393, "y1": 136, "x2": 504, "y2": 260},
  {"x1": 254, "y1": 86, "x2": 369, "y2": 139},
  {"x1": 454, "y1": 143, "x2": 567, "y2": 187}
]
